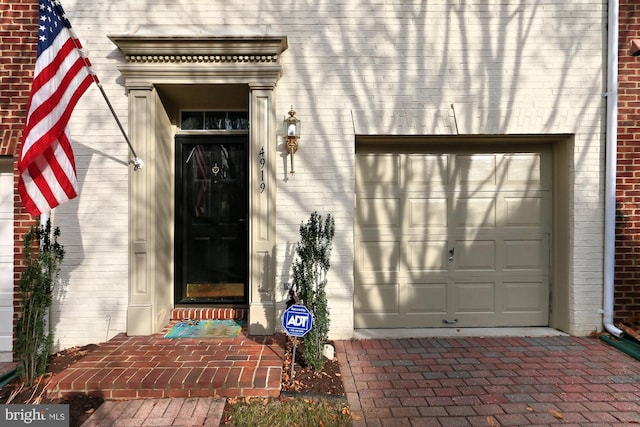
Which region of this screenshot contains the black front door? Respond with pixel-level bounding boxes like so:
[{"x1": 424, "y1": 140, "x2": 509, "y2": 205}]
[{"x1": 175, "y1": 134, "x2": 248, "y2": 304}]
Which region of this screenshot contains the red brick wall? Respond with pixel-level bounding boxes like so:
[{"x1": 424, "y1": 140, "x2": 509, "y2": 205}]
[
  {"x1": 0, "y1": 0, "x2": 38, "y2": 342},
  {"x1": 617, "y1": 0, "x2": 640, "y2": 323},
  {"x1": 1, "y1": 0, "x2": 36, "y2": 156}
]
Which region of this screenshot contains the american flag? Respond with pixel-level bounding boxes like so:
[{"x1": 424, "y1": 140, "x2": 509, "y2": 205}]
[{"x1": 18, "y1": 0, "x2": 96, "y2": 216}]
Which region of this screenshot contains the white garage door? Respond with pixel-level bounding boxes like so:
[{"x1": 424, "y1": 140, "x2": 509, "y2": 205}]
[
  {"x1": 0, "y1": 160, "x2": 13, "y2": 360},
  {"x1": 355, "y1": 142, "x2": 551, "y2": 328}
]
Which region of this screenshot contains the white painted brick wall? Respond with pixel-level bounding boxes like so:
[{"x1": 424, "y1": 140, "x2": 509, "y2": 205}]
[
  {"x1": 0, "y1": 161, "x2": 13, "y2": 361},
  {"x1": 48, "y1": 0, "x2": 607, "y2": 347}
]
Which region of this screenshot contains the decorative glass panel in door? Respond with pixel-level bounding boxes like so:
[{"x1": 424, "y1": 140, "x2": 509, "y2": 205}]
[{"x1": 175, "y1": 134, "x2": 248, "y2": 303}]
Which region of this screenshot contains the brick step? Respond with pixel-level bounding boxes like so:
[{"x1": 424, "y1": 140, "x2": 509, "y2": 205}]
[
  {"x1": 45, "y1": 332, "x2": 283, "y2": 400},
  {"x1": 171, "y1": 307, "x2": 247, "y2": 321},
  {"x1": 47, "y1": 364, "x2": 281, "y2": 400}
]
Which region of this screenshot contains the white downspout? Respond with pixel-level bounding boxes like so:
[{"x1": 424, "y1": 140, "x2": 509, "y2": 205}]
[{"x1": 604, "y1": 0, "x2": 623, "y2": 337}]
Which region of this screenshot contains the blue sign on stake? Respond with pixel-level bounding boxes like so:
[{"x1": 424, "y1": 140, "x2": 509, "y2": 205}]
[{"x1": 282, "y1": 304, "x2": 313, "y2": 337}]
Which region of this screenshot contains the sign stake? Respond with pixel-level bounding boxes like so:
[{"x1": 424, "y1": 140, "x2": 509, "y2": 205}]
[
  {"x1": 291, "y1": 337, "x2": 297, "y2": 382},
  {"x1": 282, "y1": 304, "x2": 314, "y2": 383}
]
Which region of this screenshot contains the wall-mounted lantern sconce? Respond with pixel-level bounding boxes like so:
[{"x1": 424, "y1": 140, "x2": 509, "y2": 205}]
[{"x1": 283, "y1": 106, "x2": 300, "y2": 174}]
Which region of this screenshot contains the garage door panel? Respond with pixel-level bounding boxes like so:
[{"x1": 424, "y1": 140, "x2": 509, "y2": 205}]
[
  {"x1": 407, "y1": 154, "x2": 449, "y2": 187},
  {"x1": 354, "y1": 283, "x2": 399, "y2": 314},
  {"x1": 407, "y1": 198, "x2": 448, "y2": 229},
  {"x1": 454, "y1": 240, "x2": 495, "y2": 270},
  {"x1": 454, "y1": 197, "x2": 496, "y2": 228},
  {"x1": 504, "y1": 153, "x2": 542, "y2": 186},
  {"x1": 454, "y1": 282, "x2": 495, "y2": 313},
  {"x1": 356, "y1": 154, "x2": 400, "y2": 187},
  {"x1": 358, "y1": 198, "x2": 401, "y2": 228},
  {"x1": 407, "y1": 240, "x2": 449, "y2": 271},
  {"x1": 503, "y1": 281, "x2": 547, "y2": 313},
  {"x1": 504, "y1": 197, "x2": 544, "y2": 227},
  {"x1": 357, "y1": 241, "x2": 400, "y2": 272},
  {"x1": 504, "y1": 239, "x2": 548, "y2": 271},
  {"x1": 407, "y1": 283, "x2": 448, "y2": 314},
  {"x1": 456, "y1": 154, "x2": 496, "y2": 187}
]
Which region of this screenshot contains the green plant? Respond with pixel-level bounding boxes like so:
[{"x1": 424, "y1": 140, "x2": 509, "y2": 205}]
[
  {"x1": 15, "y1": 219, "x2": 65, "y2": 386},
  {"x1": 291, "y1": 212, "x2": 335, "y2": 371}
]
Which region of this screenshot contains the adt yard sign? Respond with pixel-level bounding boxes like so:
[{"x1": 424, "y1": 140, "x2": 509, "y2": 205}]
[{"x1": 283, "y1": 304, "x2": 313, "y2": 337}]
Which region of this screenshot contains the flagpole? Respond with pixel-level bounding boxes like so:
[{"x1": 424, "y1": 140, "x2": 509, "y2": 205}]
[
  {"x1": 94, "y1": 82, "x2": 144, "y2": 170},
  {"x1": 71, "y1": 33, "x2": 143, "y2": 170}
]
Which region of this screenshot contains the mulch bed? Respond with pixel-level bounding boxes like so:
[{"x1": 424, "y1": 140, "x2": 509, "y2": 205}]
[
  {"x1": 276, "y1": 332, "x2": 345, "y2": 397},
  {"x1": 0, "y1": 345, "x2": 103, "y2": 427}
]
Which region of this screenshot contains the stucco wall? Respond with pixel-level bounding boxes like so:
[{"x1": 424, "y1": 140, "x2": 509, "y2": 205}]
[{"x1": 46, "y1": 0, "x2": 607, "y2": 348}]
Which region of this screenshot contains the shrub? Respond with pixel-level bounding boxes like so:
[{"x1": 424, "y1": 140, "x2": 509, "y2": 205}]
[
  {"x1": 291, "y1": 212, "x2": 335, "y2": 371},
  {"x1": 15, "y1": 219, "x2": 64, "y2": 386}
]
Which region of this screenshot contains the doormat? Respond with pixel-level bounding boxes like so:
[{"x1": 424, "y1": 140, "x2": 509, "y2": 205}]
[{"x1": 164, "y1": 319, "x2": 244, "y2": 339}]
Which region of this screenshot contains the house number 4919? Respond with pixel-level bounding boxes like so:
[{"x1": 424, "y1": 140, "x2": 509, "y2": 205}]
[{"x1": 259, "y1": 146, "x2": 266, "y2": 193}]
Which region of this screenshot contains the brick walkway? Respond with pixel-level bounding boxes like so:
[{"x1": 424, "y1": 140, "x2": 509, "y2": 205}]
[
  {"x1": 337, "y1": 336, "x2": 640, "y2": 426},
  {"x1": 80, "y1": 397, "x2": 225, "y2": 427},
  {"x1": 32, "y1": 328, "x2": 640, "y2": 426}
]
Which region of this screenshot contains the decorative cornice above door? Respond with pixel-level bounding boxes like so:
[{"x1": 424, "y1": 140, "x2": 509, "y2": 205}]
[
  {"x1": 108, "y1": 33, "x2": 288, "y2": 85},
  {"x1": 109, "y1": 34, "x2": 287, "y2": 62}
]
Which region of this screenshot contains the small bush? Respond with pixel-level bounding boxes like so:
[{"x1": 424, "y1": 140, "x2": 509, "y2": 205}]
[
  {"x1": 15, "y1": 220, "x2": 64, "y2": 386},
  {"x1": 291, "y1": 212, "x2": 335, "y2": 371}
]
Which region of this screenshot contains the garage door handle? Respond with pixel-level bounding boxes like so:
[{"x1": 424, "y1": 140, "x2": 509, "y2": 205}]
[
  {"x1": 448, "y1": 248, "x2": 455, "y2": 262},
  {"x1": 442, "y1": 319, "x2": 458, "y2": 324}
]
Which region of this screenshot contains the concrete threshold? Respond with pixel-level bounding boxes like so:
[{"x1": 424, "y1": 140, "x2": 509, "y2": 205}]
[{"x1": 353, "y1": 327, "x2": 569, "y2": 340}]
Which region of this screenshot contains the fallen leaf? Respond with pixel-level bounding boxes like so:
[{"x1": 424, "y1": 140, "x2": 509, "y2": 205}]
[
  {"x1": 549, "y1": 409, "x2": 564, "y2": 419},
  {"x1": 85, "y1": 408, "x2": 95, "y2": 415},
  {"x1": 319, "y1": 421, "x2": 325, "y2": 427},
  {"x1": 486, "y1": 416, "x2": 496, "y2": 426},
  {"x1": 526, "y1": 406, "x2": 534, "y2": 412},
  {"x1": 262, "y1": 398, "x2": 269, "y2": 406},
  {"x1": 351, "y1": 412, "x2": 362, "y2": 421}
]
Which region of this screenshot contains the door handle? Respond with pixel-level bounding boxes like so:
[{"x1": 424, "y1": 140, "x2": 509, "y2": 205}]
[{"x1": 448, "y1": 248, "x2": 455, "y2": 262}]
